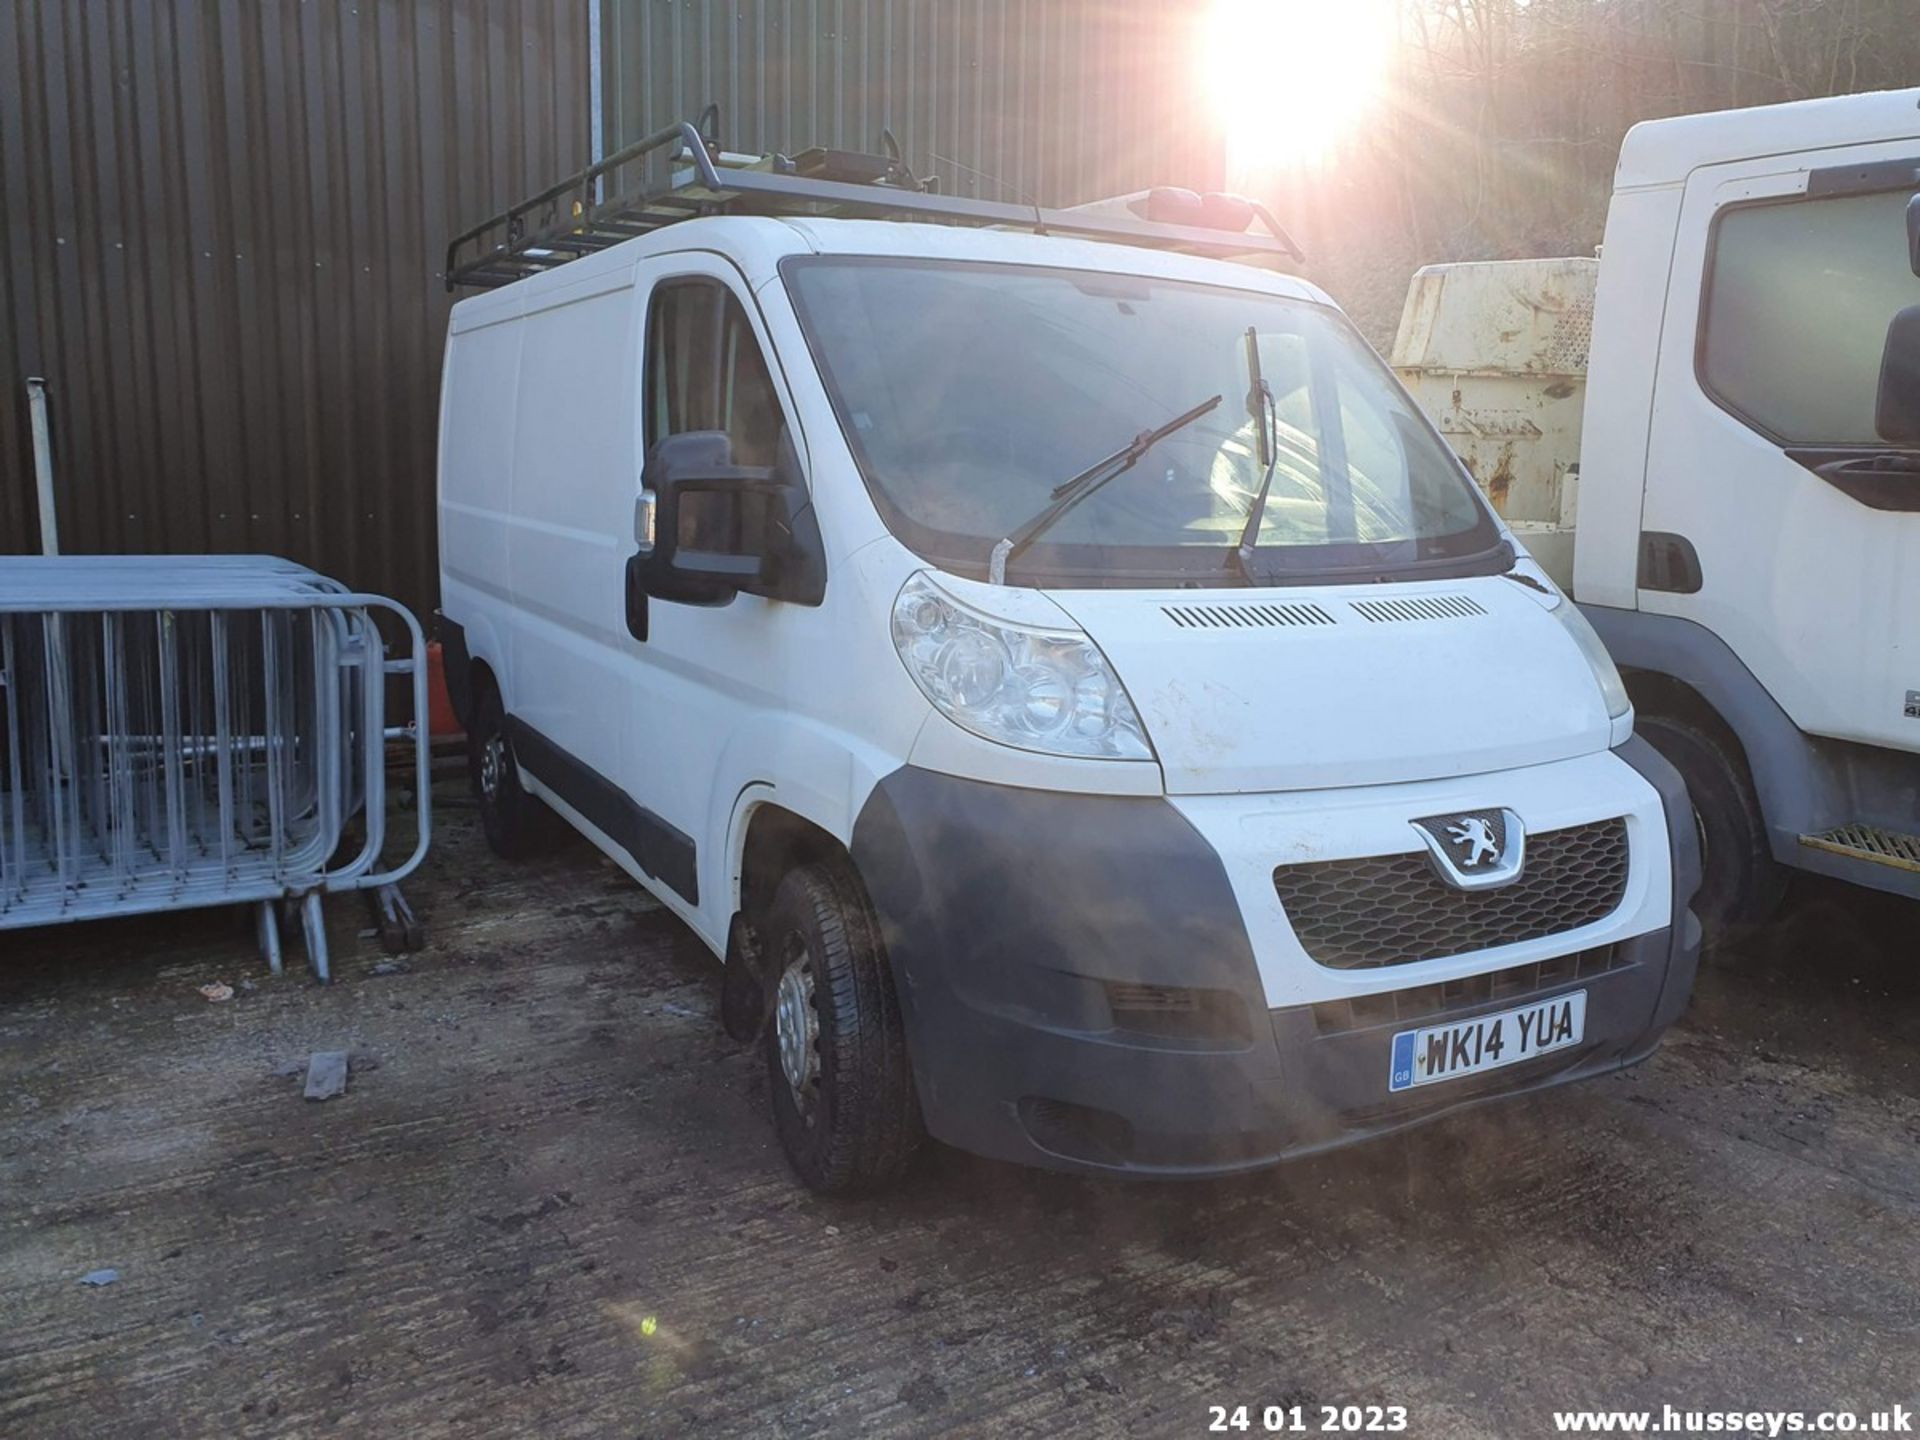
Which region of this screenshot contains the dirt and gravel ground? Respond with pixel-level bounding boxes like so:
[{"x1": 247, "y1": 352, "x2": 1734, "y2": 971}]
[{"x1": 2, "y1": 779, "x2": 1915, "y2": 1439}]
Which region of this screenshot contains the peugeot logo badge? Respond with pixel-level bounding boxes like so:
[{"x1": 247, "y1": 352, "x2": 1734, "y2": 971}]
[{"x1": 1410, "y1": 809, "x2": 1526, "y2": 891}]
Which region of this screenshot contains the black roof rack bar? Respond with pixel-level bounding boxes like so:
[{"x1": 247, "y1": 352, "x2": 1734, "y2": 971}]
[
  {"x1": 446, "y1": 117, "x2": 1304, "y2": 292},
  {"x1": 446, "y1": 121, "x2": 715, "y2": 289}
]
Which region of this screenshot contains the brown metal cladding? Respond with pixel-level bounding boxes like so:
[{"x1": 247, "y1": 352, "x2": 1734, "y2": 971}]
[
  {"x1": 1, "y1": 0, "x2": 590, "y2": 621},
  {"x1": 3, "y1": 0, "x2": 1221, "y2": 623},
  {"x1": 605, "y1": 0, "x2": 1222, "y2": 207}
]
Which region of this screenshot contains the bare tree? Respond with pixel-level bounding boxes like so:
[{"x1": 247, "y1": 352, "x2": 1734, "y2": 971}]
[{"x1": 1291, "y1": 0, "x2": 1919, "y2": 344}]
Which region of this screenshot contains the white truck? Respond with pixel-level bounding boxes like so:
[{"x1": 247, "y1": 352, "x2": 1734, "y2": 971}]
[
  {"x1": 435, "y1": 124, "x2": 1698, "y2": 1192},
  {"x1": 1396, "y1": 88, "x2": 1920, "y2": 939}
]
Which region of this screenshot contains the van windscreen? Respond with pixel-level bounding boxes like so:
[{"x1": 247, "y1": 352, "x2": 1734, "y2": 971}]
[{"x1": 782, "y1": 256, "x2": 1504, "y2": 587}]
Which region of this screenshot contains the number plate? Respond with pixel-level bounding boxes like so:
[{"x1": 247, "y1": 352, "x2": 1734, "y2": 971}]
[{"x1": 1388, "y1": 990, "x2": 1587, "y2": 1092}]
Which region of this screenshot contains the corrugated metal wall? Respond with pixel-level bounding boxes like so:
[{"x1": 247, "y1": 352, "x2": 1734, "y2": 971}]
[
  {"x1": 0, "y1": 1, "x2": 589, "y2": 621},
  {"x1": 3, "y1": 0, "x2": 1222, "y2": 624},
  {"x1": 604, "y1": 0, "x2": 1223, "y2": 208}
]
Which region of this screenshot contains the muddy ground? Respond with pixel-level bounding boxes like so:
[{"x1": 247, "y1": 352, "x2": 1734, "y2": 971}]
[{"x1": 1, "y1": 778, "x2": 1915, "y2": 1439}]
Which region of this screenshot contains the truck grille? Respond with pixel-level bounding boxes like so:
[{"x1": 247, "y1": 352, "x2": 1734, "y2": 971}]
[{"x1": 1273, "y1": 818, "x2": 1630, "y2": 969}]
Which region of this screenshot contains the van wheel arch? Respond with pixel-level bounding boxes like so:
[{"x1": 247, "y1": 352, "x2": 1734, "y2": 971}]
[
  {"x1": 721, "y1": 804, "x2": 851, "y2": 1042},
  {"x1": 465, "y1": 664, "x2": 562, "y2": 860},
  {"x1": 466, "y1": 655, "x2": 498, "y2": 705},
  {"x1": 729, "y1": 805, "x2": 924, "y2": 1190},
  {"x1": 737, "y1": 804, "x2": 847, "y2": 924}
]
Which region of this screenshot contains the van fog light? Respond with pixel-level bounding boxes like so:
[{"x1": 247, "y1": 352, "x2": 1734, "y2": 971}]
[{"x1": 891, "y1": 572, "x2": 1154, "y2": 760}]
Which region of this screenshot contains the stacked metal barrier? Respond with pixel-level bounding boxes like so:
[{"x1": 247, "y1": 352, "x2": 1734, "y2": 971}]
[{"x1": 0, "y1": 557, "x2": 429, "y2": 980}]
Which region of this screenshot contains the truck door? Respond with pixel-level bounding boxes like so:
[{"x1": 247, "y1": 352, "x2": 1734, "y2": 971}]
[
  {"x1": 1644, "y1": 143, "x2": 1920, "y2": 752},
  {"x1": 619, "y1": 254, "x2": 809, "y2": 936}
]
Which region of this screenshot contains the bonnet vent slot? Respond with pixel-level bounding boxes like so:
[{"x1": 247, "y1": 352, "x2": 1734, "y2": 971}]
[
  {"x1": 1162, "y1": 602, "x2": 1336, "y2": 630},
  {"x1": 1348, "y1": 594, "x2": 1486, "y2": 624}
]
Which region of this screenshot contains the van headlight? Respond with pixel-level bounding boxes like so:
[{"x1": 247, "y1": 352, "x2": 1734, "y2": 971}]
[
  {"x1": 1550, "y1": 596, "x2": 1632, "y2": 721},
  {"x1": 890, "y1": 572, "x2": 1154, "y2": 760}
]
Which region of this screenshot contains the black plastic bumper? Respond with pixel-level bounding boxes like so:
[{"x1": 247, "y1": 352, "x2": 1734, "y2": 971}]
[{"x1": 850, "y1": 740, "x2": 1702, "y2": 1178}]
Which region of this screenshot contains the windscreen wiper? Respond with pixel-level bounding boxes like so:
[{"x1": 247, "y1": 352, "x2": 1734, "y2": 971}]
[
  {"x1": 987, "y1": 393, "x2": 1224, "y2": 585},
  {"x1": 1231, "y1": 326, "x2": 1280, "y2": 585}
]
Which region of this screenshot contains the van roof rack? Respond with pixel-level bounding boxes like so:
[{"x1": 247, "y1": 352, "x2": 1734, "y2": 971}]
[{"x1": 446, "y1": 115, "x2": 1305, "y2": 292}]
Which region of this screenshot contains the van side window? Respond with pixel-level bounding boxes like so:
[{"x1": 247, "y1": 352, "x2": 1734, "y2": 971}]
[
  {"x1": 1700, "y1": 188, "x2": 1920, "y2": 446},
  {"x1": 645, "y1": 279, "x2": 784, "y2": 468}
]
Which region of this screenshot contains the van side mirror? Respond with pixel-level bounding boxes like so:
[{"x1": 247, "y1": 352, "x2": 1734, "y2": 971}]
[
  {"x1": 1876, "y1": 304, "x2": 1920, "y2": 446},
  {"x1": 626, "y1": 430, "x2": 826, "y2": 620},
  {"x1": 1907, "y1": 192, "x2": 1920, "y2": 277}
]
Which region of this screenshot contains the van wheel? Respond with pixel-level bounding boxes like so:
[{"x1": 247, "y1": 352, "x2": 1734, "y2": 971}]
[
  {"x1": 1637, "y1": 713, "x2": 1788, "y2": 944},
  {"x1": 468, "y1": 678, "x2": 558, "y2": 861},
  {"x1": 762, "y1": 861, "x2": 922, "y2": 1194}
]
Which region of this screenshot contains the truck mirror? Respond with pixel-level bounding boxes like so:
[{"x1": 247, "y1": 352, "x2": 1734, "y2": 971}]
[
  {"x1": 1875, "y1": 304, "x2": 1920, "y2": 446},
  {"x1": 1908, "y1": 193, "x2": 1920, "y2": 277},
  {"x1": 628, "y1": 430, "x2": 826, "y2": 611}
]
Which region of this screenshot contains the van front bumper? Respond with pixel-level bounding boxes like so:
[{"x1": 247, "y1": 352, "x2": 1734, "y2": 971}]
[{"x1": 849, "y1": 738, "x2": 1700, "y2": 1177}]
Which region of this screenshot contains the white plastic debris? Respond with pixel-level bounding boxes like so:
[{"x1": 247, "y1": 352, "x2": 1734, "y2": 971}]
[{"x1": 303, "y1": 1051, "x2": 350, "y2": 1101}]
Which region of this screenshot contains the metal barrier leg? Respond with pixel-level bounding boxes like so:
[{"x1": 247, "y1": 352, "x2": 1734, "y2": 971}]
[
  {"x1": 300, "y1": 891, "x2": 330, "y2": 985},
  {"x1": 257, "y1": 900, "x2": 284, "y2": 976},
  {"x1": 367, "y1": 881, "x2": 424, "y2": 955}
]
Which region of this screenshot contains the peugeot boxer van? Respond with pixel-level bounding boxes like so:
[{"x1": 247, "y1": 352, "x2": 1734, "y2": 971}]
[{"x1": 436, "y1": 132, "x2": 1701, "y2": 1192}]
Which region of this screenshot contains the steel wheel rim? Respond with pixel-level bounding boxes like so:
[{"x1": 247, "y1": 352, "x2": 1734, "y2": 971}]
[
  {"x1": 479, "y1": 735, "x2": 507, "y2": 800},
  {"x1": 774, "y1": 941, "x2": 820, "y2": 1118}
]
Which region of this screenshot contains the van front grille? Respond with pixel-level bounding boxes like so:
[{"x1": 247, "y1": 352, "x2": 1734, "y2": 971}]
[
  {"x1": 1307, "y1": 946, "x2": 1629, "y2": 1036},
  {"x1": 1273, "y1": 818, "x2": 1630, "y2": 969}
]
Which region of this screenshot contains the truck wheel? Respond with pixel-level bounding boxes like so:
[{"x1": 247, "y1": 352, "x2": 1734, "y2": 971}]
[
  {"x1": 468, "y1": 677, "x2": 559, "y2": 861},
  {"x1": 1636, "y1": 713, "x2": 1787, "y2": 942},
  {"x1": 762, "y1": 861, "x2": 922, "y2": 1194}
]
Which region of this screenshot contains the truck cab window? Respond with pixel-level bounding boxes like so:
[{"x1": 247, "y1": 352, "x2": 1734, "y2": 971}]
[
  {"x1": 1701, "y1": 188, "x2": 1920, "y2": 445},
  {"x1": 646, "y1": 279, "x2": 784, "y2": 468}
]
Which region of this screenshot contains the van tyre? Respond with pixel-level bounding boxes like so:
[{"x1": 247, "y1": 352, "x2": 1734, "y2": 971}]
[
  {"x1": 468, "y1": 678, "x2": 560, "y2": 861},
  {"x1": 1636, "y1": 713, "x2": 1787, "y2": 943},
  {"x1": 763, "y1": 861, "x2": 922, "y2": 1194}
]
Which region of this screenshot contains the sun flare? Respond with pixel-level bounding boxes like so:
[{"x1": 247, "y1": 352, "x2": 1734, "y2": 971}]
[{"x1": 1200, "y1": 0, "x2": 1398, "y2": 173}]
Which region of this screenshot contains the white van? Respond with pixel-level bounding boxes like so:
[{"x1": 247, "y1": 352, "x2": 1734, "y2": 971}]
[{"x1": 436, "y1": 130, "x2": 1701, "y2": 1192}]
